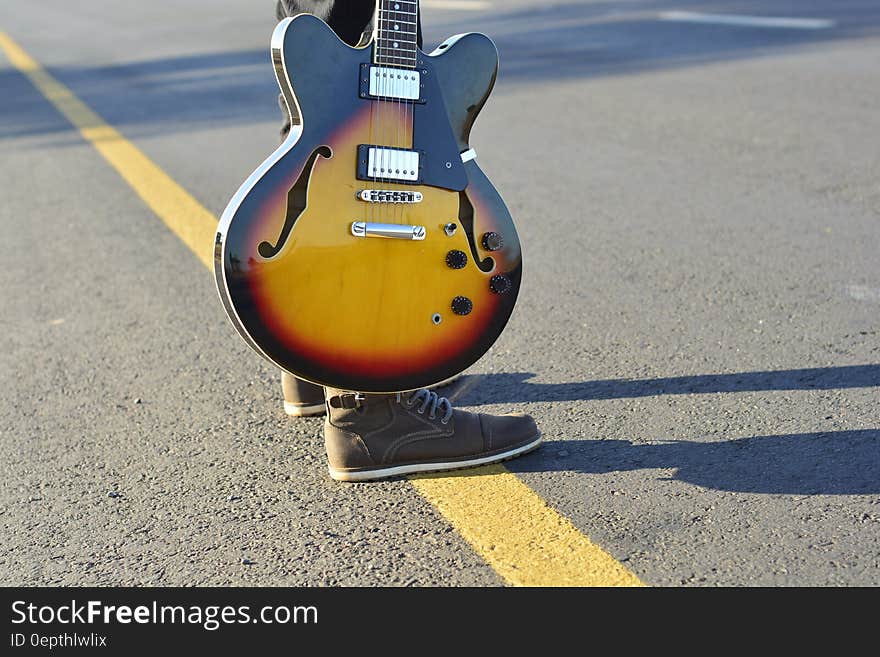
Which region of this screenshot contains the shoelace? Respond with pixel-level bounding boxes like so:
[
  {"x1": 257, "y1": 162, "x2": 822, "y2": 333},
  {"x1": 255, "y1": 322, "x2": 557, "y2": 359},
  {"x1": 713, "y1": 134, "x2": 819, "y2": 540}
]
[{"x1": 397, "y1": 389, "x2": 453, "y2": 424}]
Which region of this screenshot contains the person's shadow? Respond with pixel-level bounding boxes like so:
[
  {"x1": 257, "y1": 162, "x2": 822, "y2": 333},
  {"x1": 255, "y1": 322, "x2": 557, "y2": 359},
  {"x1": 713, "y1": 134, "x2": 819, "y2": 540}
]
[
  {"x1": 508, "y1": 431, "x2": 880, "y2": 495},
  {"x1": 450, "y1": 365, "x2": 880, "y2": 495},
  {"x1": 458, "y1": 364, "x2": 880, "y2": 405}
]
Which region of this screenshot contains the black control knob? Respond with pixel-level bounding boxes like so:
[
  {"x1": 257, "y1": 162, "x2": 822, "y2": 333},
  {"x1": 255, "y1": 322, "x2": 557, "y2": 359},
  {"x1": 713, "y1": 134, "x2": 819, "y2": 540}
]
[
  {"x1": 481, "y1": 231, "x2": 504, "y2": 252},
  {"x1": 489, "y1": 274, "x2": 512, "y2": 295},
  {"x1": 451, "y1": 296, "x2": 473, "y2": 316},
  {"x1": 445, "y1": 250, "x2": 468, "y2": 269}
]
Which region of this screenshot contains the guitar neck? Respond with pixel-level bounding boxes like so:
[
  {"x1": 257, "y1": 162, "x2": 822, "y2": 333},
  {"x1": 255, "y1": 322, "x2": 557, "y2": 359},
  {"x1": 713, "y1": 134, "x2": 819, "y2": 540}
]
[{"x1": 373, "y1": 0, "x2": 419, "y2": 69}]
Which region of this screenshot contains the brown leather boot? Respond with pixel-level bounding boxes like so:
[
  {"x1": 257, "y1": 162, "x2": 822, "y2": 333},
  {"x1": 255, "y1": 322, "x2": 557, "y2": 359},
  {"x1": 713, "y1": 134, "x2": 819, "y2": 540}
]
[
  {"x1": 323, "y1": 388, "x2": 542, "y2": 481},
  {"x1": 281, "y1": 371, "x2": 480, "y2": 417},
  {"x1": 281, "y1": 372, "x2": 326, "y2": 417}
]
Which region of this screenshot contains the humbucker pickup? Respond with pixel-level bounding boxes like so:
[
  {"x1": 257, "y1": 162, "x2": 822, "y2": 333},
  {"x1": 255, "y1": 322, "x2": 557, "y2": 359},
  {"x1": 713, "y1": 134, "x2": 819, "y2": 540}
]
[
  {"x1": 357, "y1": 145, "x2": 421, "y2": 184},
  {"x1": 359, "y1": 64, "x2": 424, "y2": 103},
  {"x1": 357, "y1": 189, "x2": 423, "y2": 203}
]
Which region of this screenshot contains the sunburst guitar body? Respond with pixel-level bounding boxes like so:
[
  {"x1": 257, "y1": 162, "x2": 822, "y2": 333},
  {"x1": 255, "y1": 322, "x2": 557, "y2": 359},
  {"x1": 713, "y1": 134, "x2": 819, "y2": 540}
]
[{"x1": 215, "y1": 5, "x2": 522, "y2": 393}]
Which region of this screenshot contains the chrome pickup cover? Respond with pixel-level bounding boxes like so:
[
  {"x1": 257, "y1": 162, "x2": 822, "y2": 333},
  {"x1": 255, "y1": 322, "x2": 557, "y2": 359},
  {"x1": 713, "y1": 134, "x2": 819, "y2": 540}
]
[
  {"x1": 368, "y1": 66, "x2": 421, "y2": 101},
  {"x1": 366, "y1": 147, "x2": 420, "y2": 182}
]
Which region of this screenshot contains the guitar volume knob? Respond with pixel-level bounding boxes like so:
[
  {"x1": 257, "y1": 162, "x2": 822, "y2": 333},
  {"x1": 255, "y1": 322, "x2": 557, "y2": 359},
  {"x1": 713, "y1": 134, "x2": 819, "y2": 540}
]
[
  {"x1": 481, "y1": 231, "x2": 504, "y2": 251},
  {"x1": 489, "y1": 274, "x2": 512, "y2": 294},
  {"x1": 445, "y1": 250, "x2": 468, "y2": 269},
  {"x1": 451, "y1": 296, "x2": 473, "y2": 316}
]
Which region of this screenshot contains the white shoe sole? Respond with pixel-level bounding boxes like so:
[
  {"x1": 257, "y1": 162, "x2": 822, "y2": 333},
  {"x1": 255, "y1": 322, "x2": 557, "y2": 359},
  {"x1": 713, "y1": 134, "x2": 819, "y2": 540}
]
[
  {"x1": 328, "y1": 434, "x2": 543, "y2": 482},
  {"x1": 283, "y1": 400, "x2": 326, "y2": 417}
]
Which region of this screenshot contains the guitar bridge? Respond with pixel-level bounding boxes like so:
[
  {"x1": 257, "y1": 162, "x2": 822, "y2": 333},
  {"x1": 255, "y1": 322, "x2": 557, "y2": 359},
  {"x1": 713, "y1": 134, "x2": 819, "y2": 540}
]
[{"x1": 357, "y1": 189, "x2": 423, "y2": 203}]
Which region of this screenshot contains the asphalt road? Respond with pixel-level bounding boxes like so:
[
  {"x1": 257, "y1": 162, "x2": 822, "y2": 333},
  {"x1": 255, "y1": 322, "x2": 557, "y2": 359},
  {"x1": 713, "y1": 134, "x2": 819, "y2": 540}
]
[{"x1": 1, "y1": 0, "x2": 878, "y2": 586}]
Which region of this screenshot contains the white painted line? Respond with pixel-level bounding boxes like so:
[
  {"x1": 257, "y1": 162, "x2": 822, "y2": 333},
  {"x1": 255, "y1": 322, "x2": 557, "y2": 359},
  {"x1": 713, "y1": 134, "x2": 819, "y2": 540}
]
[
  {"x1": 422, "y1": 1, "x2": 491, "y2": 10},
  {"x1": 659, "y1": 11, "x2": 835, "y2": 30}
]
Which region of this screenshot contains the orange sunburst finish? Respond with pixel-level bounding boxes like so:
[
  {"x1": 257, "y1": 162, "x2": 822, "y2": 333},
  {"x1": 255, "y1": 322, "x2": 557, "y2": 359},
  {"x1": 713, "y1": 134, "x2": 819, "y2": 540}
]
[{"x1": 216, "y1": 14, "x2": 522, "y2": 392}]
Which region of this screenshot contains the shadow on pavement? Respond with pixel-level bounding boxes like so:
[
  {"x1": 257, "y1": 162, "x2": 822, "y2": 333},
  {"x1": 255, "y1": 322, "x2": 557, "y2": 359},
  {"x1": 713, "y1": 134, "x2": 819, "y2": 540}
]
[
  {"x1": 425, "y1": 0, "x2": 880, "y2": 81},
  {"x1": 457, "y1": 364, "x2": 880, "y2": 404},
  {"x1": 441, "y1": 363, "x2": 880, "y2": 494},
  {"x1": 4, "y1": 0, "x2": 880, "y2": 141},
  {"x1": 0, "y1": 49, "x2": 270, "y2": 142},
  {"x1": 506, "y1": 429, "x2": 880, "y2": 495}
]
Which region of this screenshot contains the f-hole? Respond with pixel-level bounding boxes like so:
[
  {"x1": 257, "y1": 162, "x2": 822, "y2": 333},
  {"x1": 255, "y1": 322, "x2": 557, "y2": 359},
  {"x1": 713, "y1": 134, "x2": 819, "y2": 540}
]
[
  {"x1": 258, "y1": 146, "x2": 332, "y2": 259},
  {"x1": 458, "y1": 190, "x2": 494, "y2": 273}
]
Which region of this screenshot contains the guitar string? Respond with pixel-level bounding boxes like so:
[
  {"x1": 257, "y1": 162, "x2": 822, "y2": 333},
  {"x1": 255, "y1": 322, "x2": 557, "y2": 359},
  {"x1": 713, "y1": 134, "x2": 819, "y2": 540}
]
[
  {"x1": 380, "y1": 3, "x2": 394, "y2": 223},
  {"x1": 406, "y1": 1, "x2": 416, "y2": 227},
  {"x1": 380, "y1": 2, "x2": 390, "y2": 226},
  {"x1": 374, "y1": 6, "x2": 381, "y2": 235},
  {"x1": 409, "y1": 2, "x2": 417, "y2": 227},
  {"x1": 369, "y1": 4, "x2": 378, "y2": 237},
  {"x1": 392, "y1": 4, "x2": 400, "y2": 227},
  {"x1": 379, "y1": 1, "x2": 388, "y2": 222},
  {"x1": 395, "y1": 3, "x2": 404, "y2": 228},
  {"x1": 410, "y1": 2, "x2": 418, "y2": 228},
  {"x1": 411, "y1": 2, "x2": 417, "y2": 229},
  {"x1": 374, "y1": 2, "x2": 419, "y2": 226},
  {"x1": 380, "y1": 6, "x2": 391, "y2": 229},
  {"x1": 376, "y1": 4, "x2": 383, "y2": 226}
]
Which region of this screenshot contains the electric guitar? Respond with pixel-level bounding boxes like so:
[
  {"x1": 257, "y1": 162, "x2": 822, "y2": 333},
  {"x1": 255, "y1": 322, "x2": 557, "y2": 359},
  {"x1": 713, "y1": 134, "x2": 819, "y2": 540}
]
[{"x1": 215, "y1": 0, "x2": 522, "y2": 393}]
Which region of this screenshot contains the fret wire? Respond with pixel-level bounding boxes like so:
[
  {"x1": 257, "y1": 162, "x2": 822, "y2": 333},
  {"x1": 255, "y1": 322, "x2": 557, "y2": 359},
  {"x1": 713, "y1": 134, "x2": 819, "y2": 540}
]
[
  {"x1": 375, "y1": 56, "x2": 417, "y2": 63},
  {"x1": 375, "y1": 0, "x2": 419, "y2": 66}
]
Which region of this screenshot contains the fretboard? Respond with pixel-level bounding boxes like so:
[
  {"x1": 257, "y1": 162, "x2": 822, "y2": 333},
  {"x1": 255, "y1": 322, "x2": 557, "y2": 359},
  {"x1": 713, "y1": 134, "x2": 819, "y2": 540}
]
[{"x1": 373, "y1": 0, "x2": 419, "y2": 69}]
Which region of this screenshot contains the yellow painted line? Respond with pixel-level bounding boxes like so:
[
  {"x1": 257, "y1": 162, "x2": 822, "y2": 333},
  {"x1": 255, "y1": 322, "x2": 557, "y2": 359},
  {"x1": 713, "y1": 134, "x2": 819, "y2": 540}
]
[
  {"x1": 0, "y1": 32, "x2": 216, "y2": 269},
  {"x1": 0, "y1": 32, "x2": 644, "y2": 587},
  {"x1": 412, "y1": 465, "x2": 642, "y2": 586}
]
